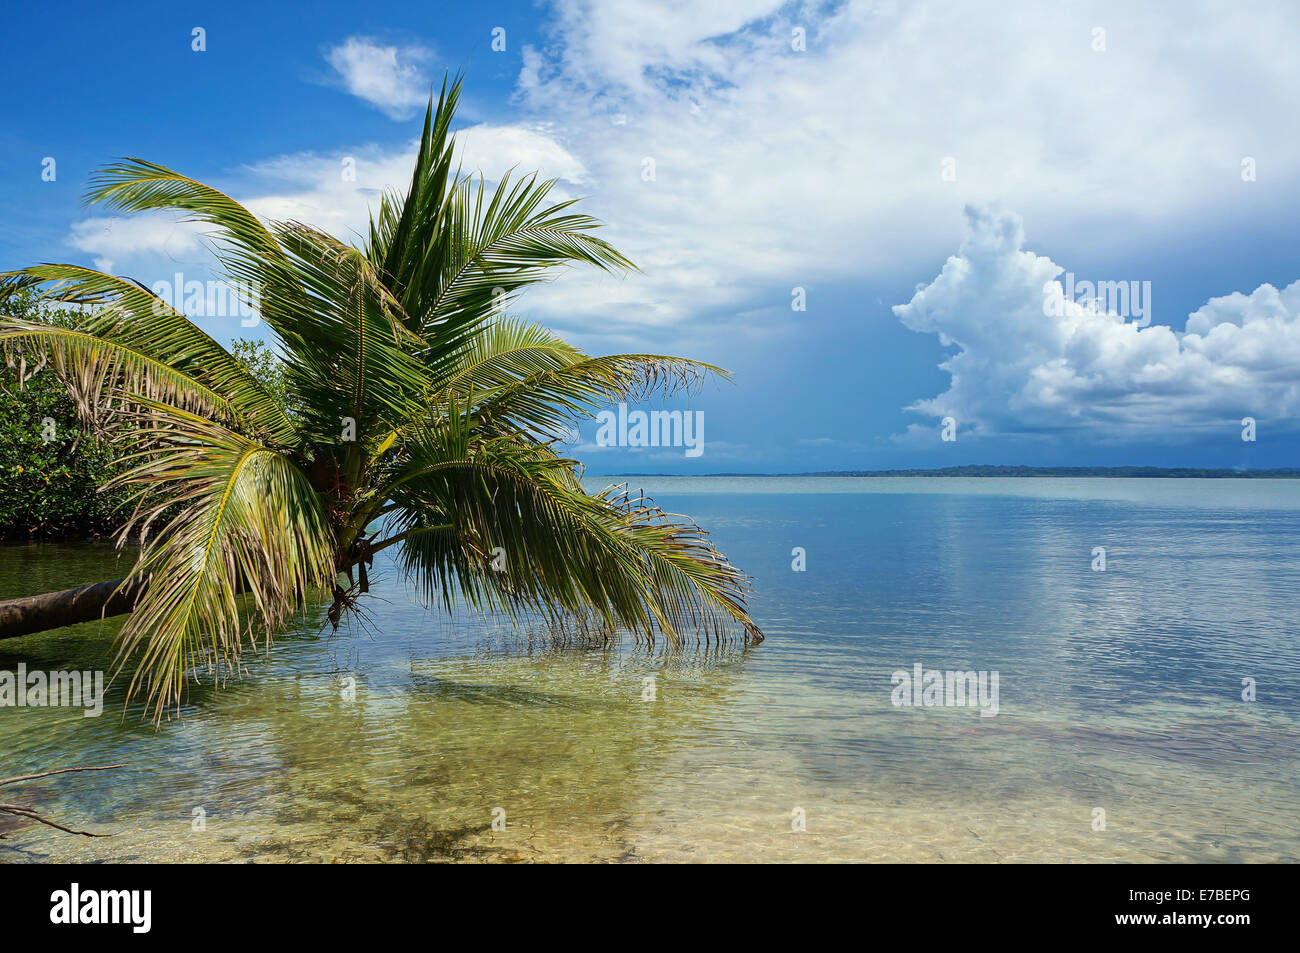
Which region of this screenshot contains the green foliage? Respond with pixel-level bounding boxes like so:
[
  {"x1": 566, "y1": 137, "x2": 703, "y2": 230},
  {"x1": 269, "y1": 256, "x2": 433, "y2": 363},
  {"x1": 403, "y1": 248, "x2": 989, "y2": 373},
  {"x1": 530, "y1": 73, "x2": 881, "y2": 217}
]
[
  {"x1": 229, "y1": 338, "x2": 293, "y2": 417},
  {"x1": 0, "y1": 297, "x2": 129, "y2": 539}
]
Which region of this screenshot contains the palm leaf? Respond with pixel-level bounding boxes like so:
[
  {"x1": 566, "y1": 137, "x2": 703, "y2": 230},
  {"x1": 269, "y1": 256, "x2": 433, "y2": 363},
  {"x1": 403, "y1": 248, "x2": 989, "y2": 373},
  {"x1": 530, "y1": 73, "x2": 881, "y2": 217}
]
[
  {"x1": 379, "y1": 419, "x2": 758, "y2": 644},
  {"x1": 3, "y1": 264, "x2": 297, "y2": 444},
  {"x1": 107, "y1": 400, "x2": 333, "y2": 718},
  {"x1": 0, "y1": 318, "x2": 229, "y2": 429},
  {"x1": 85, "y1": 158, "x2": 284, "y2": 265}
]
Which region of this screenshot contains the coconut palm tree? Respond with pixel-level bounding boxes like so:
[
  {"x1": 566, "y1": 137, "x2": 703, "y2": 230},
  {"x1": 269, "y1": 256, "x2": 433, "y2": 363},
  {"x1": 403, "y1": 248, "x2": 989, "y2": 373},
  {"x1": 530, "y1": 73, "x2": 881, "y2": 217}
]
[{"x1": 0, "y1": 77, "x2": 761, "y2": 718}]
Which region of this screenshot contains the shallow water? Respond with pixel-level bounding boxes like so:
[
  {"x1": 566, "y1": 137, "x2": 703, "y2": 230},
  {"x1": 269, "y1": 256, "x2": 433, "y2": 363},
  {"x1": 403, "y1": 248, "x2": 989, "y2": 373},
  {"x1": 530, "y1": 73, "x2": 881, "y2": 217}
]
[{"x1": 1, "y1": 477, "x2": 1297, "y2": 862}]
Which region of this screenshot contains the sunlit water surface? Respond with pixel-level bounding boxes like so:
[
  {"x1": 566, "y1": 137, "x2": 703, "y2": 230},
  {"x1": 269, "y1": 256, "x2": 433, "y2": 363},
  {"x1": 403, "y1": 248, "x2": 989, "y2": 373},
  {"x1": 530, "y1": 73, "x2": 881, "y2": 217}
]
[{"x1": 1, "y1": 477, "x2": 1297, "y2": 862}]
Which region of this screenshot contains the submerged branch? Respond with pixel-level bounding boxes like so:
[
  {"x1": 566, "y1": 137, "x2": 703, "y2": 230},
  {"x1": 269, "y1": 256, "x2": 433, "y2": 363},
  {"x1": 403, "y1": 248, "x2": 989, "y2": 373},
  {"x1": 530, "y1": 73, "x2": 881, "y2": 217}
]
[{"x1": 0, "y1": 763, "x2": 127, "y2": 838}]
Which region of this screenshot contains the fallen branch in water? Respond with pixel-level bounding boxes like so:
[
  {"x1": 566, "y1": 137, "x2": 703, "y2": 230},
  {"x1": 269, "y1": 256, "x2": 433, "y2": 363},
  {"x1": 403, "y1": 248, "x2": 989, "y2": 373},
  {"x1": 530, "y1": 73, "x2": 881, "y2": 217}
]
[{"x1": 0, "y1": 763, "x2": 126, "y2": 837}]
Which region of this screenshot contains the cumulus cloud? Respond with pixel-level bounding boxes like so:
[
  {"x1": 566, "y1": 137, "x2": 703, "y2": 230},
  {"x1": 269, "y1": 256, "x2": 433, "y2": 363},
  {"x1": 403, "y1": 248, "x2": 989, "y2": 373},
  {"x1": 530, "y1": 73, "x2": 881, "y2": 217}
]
[
  {"x1": 60, "y1": 1, "x2": 1300, "y2": 354},
  {"x1": 892, "y1": 206, "x2": 1300, "y2": 440},
  {"x1": 325, "y1": 37, "x2": 433, "y2": 119},
  {"x1": 455, "y1": 124, "x2": 588, "y2": 185},
  {"x1": 500, "y1": 0, "x2": 1300, "y2": 330}
]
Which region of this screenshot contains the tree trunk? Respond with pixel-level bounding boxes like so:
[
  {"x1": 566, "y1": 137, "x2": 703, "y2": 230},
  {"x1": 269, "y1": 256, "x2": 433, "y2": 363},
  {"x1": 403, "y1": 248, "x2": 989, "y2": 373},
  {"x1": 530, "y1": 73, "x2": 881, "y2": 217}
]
[{"x1": 0, "y1": 577, "x2": 142, "y2": 641}]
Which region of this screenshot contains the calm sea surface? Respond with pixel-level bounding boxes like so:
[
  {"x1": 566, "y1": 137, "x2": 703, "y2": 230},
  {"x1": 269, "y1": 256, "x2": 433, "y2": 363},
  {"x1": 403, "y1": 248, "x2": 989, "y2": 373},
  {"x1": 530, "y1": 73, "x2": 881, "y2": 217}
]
[{"x1": 1, "y1": 477, "x2": 1297, "y2": 862}]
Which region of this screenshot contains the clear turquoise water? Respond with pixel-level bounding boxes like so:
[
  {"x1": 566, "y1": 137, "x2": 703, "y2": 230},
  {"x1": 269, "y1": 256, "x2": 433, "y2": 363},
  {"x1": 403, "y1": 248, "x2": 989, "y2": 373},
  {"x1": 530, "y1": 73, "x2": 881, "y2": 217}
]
[{"x1": 1, "y1": 477, "x2": 1297, "y2": 862}]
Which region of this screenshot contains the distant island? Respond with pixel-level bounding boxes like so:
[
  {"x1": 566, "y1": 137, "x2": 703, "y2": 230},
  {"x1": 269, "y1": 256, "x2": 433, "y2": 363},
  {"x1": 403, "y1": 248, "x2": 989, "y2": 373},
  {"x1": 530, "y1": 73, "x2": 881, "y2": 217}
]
[{"x1": 610, "y1": 465, "x2": 1300, "y2": 478}]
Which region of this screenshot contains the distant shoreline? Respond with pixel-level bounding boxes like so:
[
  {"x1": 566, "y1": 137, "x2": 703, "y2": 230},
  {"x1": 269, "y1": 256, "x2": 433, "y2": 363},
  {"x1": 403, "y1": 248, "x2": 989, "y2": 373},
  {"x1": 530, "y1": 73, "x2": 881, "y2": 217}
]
[{"x1": 602, "y1": 466, "x2": 1300, "y2": 479}]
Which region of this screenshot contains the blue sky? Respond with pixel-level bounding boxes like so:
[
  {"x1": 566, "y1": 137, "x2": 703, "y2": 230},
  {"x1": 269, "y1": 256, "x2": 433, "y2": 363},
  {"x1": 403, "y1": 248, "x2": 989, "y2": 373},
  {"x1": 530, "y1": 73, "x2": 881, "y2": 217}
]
[{"x1": 3, "y1": 0, "x2": 1299, "y2": 473}]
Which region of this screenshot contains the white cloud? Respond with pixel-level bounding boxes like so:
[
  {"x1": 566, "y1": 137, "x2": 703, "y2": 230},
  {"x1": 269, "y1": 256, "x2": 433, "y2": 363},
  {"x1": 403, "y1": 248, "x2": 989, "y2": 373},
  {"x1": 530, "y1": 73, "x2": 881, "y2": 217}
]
[
  {"x1": 892, "y1": 206, "x2": 1300, "y2": 440},
  {"x1": 236, "y1": 146, "x2": 418, "y2": 245},
  {"x1": 455, "y1": 124, "x2": 588, "y2": 185},
  {"x1": 67, "y1": 214, "x2": 206, "y2": 274},
  {"x1": 60, "y1": 1, "x2": 1300, "y2": 359},
  {"x1": 497, "y1": 0, "x2": 1300, "y2": 330},
  {"x1": 325, "y1": 37, "x2": 433, "y2": 119}
]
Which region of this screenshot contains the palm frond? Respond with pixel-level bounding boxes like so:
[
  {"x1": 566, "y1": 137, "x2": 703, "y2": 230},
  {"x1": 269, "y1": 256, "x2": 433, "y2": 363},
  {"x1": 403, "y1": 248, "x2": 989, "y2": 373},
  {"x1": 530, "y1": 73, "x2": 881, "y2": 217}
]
[
  {"x1": 362, "y1": 80, "x2": 634, "y2": 380},
  {"x1": 437, "y1": 317, "x2": 725, "y2": 437},
  {"x1": 85, "y1": 158, "x2": 284, "y2": 264},
  {"x1": 379, "y1": 418, "x2": 759, "y2": 644},
  {"x1": 107, "y1": 400, "x2": 334, "y2": 719},
  {"x1": 414, "y1": 171, "x2": 635, "y2": 379},
  {"x1": 3, "y1": 264, "x2": 297, "y2": 444},
  {"x1": 0, "y1": 318, "x2": 229, "y2": 430},
  {"x1": 264, "y1": 222, "x2": 433, "y2": 452},
  {"x1": 368, "y1": 75, "x2": 464, "y2": 319}
]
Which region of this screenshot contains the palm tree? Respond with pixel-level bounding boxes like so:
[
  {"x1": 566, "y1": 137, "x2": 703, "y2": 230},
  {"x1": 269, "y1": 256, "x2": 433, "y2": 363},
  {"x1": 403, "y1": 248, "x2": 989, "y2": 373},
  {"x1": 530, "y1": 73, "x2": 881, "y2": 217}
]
[{"x1": 0, "y1": 77, "x2": 761, "y2": 718}]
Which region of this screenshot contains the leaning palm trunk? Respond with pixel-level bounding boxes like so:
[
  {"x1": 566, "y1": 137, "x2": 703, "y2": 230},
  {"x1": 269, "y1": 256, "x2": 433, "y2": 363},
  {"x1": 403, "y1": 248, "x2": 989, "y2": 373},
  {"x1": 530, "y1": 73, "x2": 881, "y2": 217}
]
[
  {"x1": 0, "y1": 75, "x2": 762, "y2": 719},
  {"x1": 0, "y1": 577, "x2": 141, "y2": 640}
]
